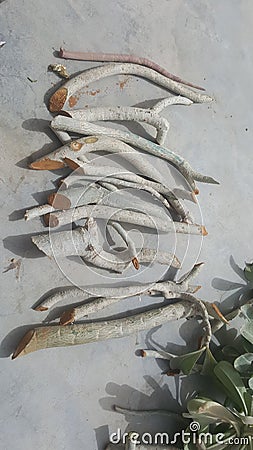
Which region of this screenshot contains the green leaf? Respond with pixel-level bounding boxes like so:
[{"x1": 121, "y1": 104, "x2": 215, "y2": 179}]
[
  {"x1": 241, "y1": 322, "x2": 253, "y2": 345},
  {"x1": 244, "y1": 391, "x2": 253, "y2": 416},
  {"x1": 241, "y1": 337, "x2": 253, "y2": 354},
  {"x1": 234, "y1": 353, "x2": 253, "y2": 375},
  {"x1": 201, "y1": 348, "x2": 217, "y2": 375},
  {"x1": 221, "y1": 345, "x2": 240, "y2": 363},
  {"x1": 186, "y1": 399, "x2": 242, "y2": 435},
  {"x1": 244, "y1": 263, "x2": 253, "y2": 282},
  {"x1": 187, "y1": 397, "x2": 213, "y2": 414},
  {"x1": 214, "y1": 361, "x2": 247, "y2": 414},
  {"x1": 241, "y1": 304, "x2": 253, "y2": 320},
  {"x1": 170, "y1": 348, "x2": 206, "y2": 375},
  {"x1": 249, "y1": 377, "x2": 253, "y2": 390}
]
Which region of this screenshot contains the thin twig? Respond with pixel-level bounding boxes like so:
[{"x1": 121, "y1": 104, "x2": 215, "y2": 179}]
[{"x1": 59, "y1": 48, "x2": 205, "y2": 91}]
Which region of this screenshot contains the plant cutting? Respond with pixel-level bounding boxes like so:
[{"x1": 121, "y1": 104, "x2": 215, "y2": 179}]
[
  {"x1": 58, "y1": 48, "x2": 204, "y2": 90},
  {"x1": 48, "y1": 62, "x2": 212, "y2": 112}
]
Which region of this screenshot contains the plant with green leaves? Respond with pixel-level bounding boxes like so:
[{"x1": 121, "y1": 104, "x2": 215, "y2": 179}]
[{"x1": 112, "y1": 262, "x2": 253, "y2": 450}]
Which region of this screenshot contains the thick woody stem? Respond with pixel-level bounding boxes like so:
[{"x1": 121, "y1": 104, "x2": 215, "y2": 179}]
[
  {"x1": 32, "y1": 225, "x2": 97, "y2": 258},
  {"x1": 43, "y1": 204, "x2": 168, "y2": 231},
  {"x1": 30, "y1": 134, "x2": 193, "y2": 215},
  {"x1": 62, "y1": 106, "x2": 170, "y2": 145},
  {"x1": 59, "y1": 286, "x2": 198, "y2": 325},
  {"x1": 34, "y1": 263, "x2": 201, "y2": 311},
  {"x1": 59, "y1": 48, "x2": 205, "y2": 91},
  {"x1": 32, "y1": 226, "x2": 181, "y2": 275},
  {"x1": 75, "y1": 163, "x2": 188, "y2": 220},
  {"x1": 61, "y1": 174, "x2": 191, "y2": 221},
  {"x1": 29, "y1": 135, "x2": 167, "y2": 187},
  {"x1": 163, "y1": 292, "x2": 211, "y2": 348},
  {"x1": 47, "y1": 184, "x2": 165, "y2": 221},
  {"x1": 49, "y1": 63, "x2": 212, "y2": 112},
  {"x1": 69, "y1": 161, "x2": 188, "y2": 218},
  {"x1": 51, "y1": 116, "x2": 219, "y2": 192},
  {"x1": 43, "y1": 203, "x2": 207, "y2": 235},
  {"x1": 12, "y1": 300, "x2": 201, "y2": 358}
]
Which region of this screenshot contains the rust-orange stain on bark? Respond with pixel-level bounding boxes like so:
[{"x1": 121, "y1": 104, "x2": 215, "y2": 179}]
[{"x1": 68, "y1": 96, "x2": 78, "y2": 107}]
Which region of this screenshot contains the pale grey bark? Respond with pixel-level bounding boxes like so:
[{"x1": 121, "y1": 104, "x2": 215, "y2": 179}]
[
  {"x1": 13, "y1": 300, "x2": 201, "y2": 358},
  {"x1": 43, "y1": 203, "x2": 206, "y2": 235},
  {"x1": 152, "y1": 95, "x2": 193, "y2": 113},
  {"x1": 49, "y1": 63, "x2": 213, "y2": 114},
  {"x1": 36, "y1": 263, "x2": 201, "y2": 312},
  {"x1": 51, "y1": 115, "x2": 218, "y2": 192},
  {"x1": 24, "y1": 204, "x2": 55, "y2": 221},
  {"x1": 64, "y1": 106, "x2": 170, "y2": 145},
  {"x1": 61, "y1": 174, "x2": 190, "y2": 221}
]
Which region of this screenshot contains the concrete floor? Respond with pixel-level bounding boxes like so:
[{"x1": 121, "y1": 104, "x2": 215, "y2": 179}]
[{"x1": 0, "y1": 1, "x2": 253, "y2": 449}]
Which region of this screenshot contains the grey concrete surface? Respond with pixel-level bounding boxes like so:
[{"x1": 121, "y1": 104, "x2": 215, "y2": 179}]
[{"x1": 0, "y1": 1, "x2": 252, "y2": 449}]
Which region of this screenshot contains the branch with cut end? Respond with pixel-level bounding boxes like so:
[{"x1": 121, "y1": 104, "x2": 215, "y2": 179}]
[
  {"x1": 61, "y1": 106, "x2": 171, "y2": 145},
  {"x1": 49, "y1": 63, "x2": 212, "y2": 113},
  {"x1": 64, "y1": 162, "x2": 189, "y2": 221},
  {"x1": 32, "y1": 225, "x2": 181, "y2": 275},
  {"x1": 59, "y1": 47, "x2": 205, "y2": 91},
  {"x1": 43, "y1": 203, "x2": 207, "y2": 235},
  {"x1": 29, "y1": 135, "x2": 166, "y2": 185},
  {"x1": 100, "y1": 181, "x2": 139, "y2": 269},
  {"x1": 50, "y1": 115, "x2": 219, "y2": 193},
  {"x1": 61, "y1": 173, "x2": 194, "y2": 222},
  {"x1": 34, "y1": 262, "x2": 202, "y2": 312},
  {"x1": 12, "y1": 300, "x2": 201, "y2": 358},
  {"x1": 28, "y1": 134, "x2": 190, "y2": 219},
  {"x1": 26, "y1": 184, "x2": 165, "y2": 223},
  {"x1": 56, "y1": 266, "x2": 203, "y2": 324}
]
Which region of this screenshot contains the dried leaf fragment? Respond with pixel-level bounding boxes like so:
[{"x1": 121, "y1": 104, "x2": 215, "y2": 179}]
[
  {"x1": 3, "y1": 258, "x2": 21, "y2": 280},
  {"x1": 48, "y1": 64, "x2": 69, "y2": 79}
]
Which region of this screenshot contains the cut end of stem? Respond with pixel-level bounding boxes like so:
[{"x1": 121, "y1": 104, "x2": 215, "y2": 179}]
[
  {"x1": 64, "y1": 157, "x2": 81, "y2": 170},
  {"x1": 48, "y1": 192, "x2": 71, "y2": 209},
  {"x1": 44, "y1": 213, "x2": 59, "y2": 228},
  {"x1": 191, "y1": 192, "x2": 197, "y2": 204},
  {"x1": 12, "y1": 330, "x2": 35, "y2": 359},
  {"x1": 140, "y1": 350, "x2": 147, "y2": 357},
  {"x1": 59, "y1": 309, "x2": 75, "y2": 325},
  {"x1": 194, "y1": 262, "x2": 205, "y2": 268},
  {"x1": 49, "y1": 87, "x2": 68, "y2": 112},
  {"x1": 194, "y1": 188, "x2": 200, "y2": 195},
  {"x1": 167, "y1": 369, "x2": 180, "y2": 376},
  {"x1": 132, "y1": 257, "x2": 140, "y2": 270},
  {"x1": 201, "y1": 226, "x2": 208, "y2": 236},
  {"x1": 29, "y1": 159, "x2": 65, "y2": 170},
  {"x1": 34, "y1": 305, "x2": 48, "y2": 312}
]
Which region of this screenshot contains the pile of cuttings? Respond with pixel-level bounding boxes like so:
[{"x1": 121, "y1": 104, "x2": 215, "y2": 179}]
[
  {"x1": 12, "y1": 50, "x2": 220, "y2": 358},
  {"x1": 26, "y1": 50, "x2": 218, "y2": 273}
]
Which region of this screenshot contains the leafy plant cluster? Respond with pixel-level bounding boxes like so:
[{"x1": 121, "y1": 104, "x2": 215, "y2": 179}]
[{"x1": 174, "y1": 263, "x2": 253, "y2": 450}]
